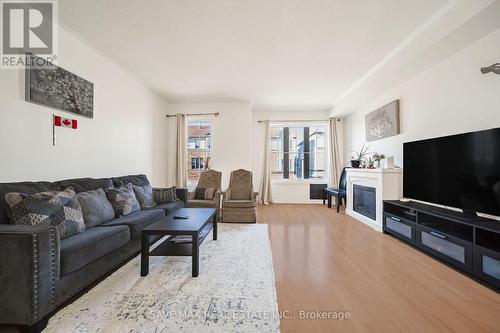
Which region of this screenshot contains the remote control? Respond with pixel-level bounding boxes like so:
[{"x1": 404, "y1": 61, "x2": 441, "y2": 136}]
[{"x1": 173, "y1": 215, "x2": 189, "y2": 219}]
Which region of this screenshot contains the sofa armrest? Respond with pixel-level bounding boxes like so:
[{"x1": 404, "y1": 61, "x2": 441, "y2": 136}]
[
  {"x1": 0, "y1": 225, "x2": 59, "y2": 325},
  {"x1": 175, "y1": 187, "x2": 188, "y2": 207}
]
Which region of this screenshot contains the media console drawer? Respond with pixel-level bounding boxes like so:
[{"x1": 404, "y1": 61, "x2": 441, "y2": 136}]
[
  {"x1": 474, "y1": 246, "x2": 500, "y2": 289},
  {"x1": 383, "y1": 214, "x2": 415, "y2": 244},
  {"x1": 416, "y1": 225, "x2": 473, "y2": 273}
]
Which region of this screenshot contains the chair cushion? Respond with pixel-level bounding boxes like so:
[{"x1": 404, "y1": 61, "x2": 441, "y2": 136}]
[
  {"x1": 5, "y1": 187, "x2": 86, "y2": 239},
  {"x1": 144, "y1": 201, "x2": 184, "y2": 215},
  {"x1": 223, "y1": 200, "x2": 256, "y2": 208},
  {"x1": 230, "y1": 170, "x2": 252, "y2": 200},
  {"x1": 187, "y1": 199, "x2": 217, "y2": 208},
  {"x1": 105, "y1": 183, "x2": 141, "y2": 216},
  {"x1": 60, "y1": 225, "x2": 130, "y2": 276},
  {"x1": 98, "y1": 209, "x2": 165, "y2": 239},
  {"x1": 77, "y1": 188, "x2": 115, "y2": 228}
]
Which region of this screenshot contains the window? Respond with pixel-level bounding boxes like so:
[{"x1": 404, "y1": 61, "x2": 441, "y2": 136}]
[
  {"x1": 270, "y1": 124, "x2": 326, "y2": 180},
  {"x1": 187, "y1": 118, "x2": 212, "y2": 187}
]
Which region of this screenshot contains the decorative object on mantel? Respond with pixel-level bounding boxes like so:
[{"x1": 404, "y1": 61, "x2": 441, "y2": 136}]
[
  {"x1": 385, "y1": 156, "x2": 395, "y2": 169},
  {"x1": 25, "y1": 54, "x2": 94, "y2": 118},
  {"x1": 365, "y1": 157, "x2": 376, "y2": 169},
  {"x1": 372, "y1": 153, "x2": 386, "y2": 168},
  {"x1": 480, "y1": 63, "x2": 500, "y2": 75},
  {"x1": 350, "y1": 144, "x2": 369, "y2": 168},
  {"x1": 52, "y1": 115, "x2": 78, "y2": 146},
  {"x1": 365, "y1": 100, "x2": 400, "y2": 141}
]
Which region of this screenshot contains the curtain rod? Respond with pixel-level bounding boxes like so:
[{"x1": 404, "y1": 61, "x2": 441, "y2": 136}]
[
  {"x1": 257, "y1": 118, "x2": 340, "y2": 123},
  {"x1": 165, "y1": 112, "x2": 220, "y2": 118}
]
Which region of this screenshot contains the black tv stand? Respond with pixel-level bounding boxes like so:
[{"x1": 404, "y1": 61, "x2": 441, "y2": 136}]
[{"x1": 383, "y1": 200, "x2": 500, "y2": 291}]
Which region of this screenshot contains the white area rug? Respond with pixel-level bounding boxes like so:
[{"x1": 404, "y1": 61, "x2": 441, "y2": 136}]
[{"x1": 45, "y1": 224, "x2": 280, "y2": 333}]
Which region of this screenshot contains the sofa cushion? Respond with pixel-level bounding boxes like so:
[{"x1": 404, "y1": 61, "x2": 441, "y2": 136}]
[
  {"x1": 112, "y1": 174, "x2": 150, "y2": 188},
  {"x1": 55, "y1": 177, "x2": 113, "y2": 194},
  {"x1": 223, "y1": 200, "x2": 256, "y2": 208},
  {"x1": 77, "y1": 188, "x2": 115, "y2": 228},
  {"x1": 0, "y1": 181, "x2": 58, "y2": 224},
  {"x1": 144, "y1": 201, "x2": 184, "y2": 215},
  {"x1": 5, "y1": 187, "x2": 86, "y2": 239},
  {"x1": 60, "y1": 225, "x2": 130, "y2": 276},
  {"x1": 105, "y1": 183, "x2": 141, "y2": 216},
  {"x1": 187, "y1": 199, "x2": 217, "y2": 208},
  {"x1": 133, "y1": 184, "x2": 157, "y2": 209},
  {"x1": 98, "y1": 209, "x2": 164, "y2": 239}
]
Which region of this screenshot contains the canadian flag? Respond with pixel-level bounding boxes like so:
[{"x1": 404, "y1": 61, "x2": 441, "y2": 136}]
[{"x1": 54, "y1": 115, "x2": 77, "y2": 129}]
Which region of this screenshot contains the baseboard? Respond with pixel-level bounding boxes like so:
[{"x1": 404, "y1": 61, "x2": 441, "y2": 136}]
[
  {"x1": 346, "y1": 208, "x2": 383, "y2": 232},
  {"x1": 265, "y1": 201, "x2": 323, "y2": 205}
]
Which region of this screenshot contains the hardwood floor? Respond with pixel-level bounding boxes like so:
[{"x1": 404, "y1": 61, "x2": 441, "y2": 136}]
[{"x1": 258, "y1": 204, "x2": 500, "y2": 333}]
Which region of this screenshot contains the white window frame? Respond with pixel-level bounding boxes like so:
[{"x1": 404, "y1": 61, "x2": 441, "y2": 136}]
[{"x1": 270, "y1": 121, "x2": 329, "y2": 185}]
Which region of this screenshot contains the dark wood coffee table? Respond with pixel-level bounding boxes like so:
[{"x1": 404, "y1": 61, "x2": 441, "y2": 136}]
[{"x1": 140, "y1": 208, "x2": 217, "y2": 277}]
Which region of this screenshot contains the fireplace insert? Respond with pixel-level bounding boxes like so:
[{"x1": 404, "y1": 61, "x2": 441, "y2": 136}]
[{"x1": 353, "y1": 184, "x2": 376, "y2": 220}]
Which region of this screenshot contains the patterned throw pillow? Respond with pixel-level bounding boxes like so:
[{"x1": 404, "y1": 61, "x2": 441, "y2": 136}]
[
  {"x1": 195, "y1": 188, "x2": 206, "y2": 200},
  {"x1": 132, "y1": 184, "x2": 157, "y2": 208},
  {"x1": 5, "y1": 187, "x2": 85, "y2": 239},
  {"x1": 105, "y1": 183, "x2": 140, "y2": 216},
  {"x1": 204, "y1": 187, "x2": 215, "y2": 200},
  {"x1": 153, "y1": 186, "x2": 177, "y2": 203}
]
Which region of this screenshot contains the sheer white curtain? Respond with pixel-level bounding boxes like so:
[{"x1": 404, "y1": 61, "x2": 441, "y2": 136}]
[
  {"x1": 329, "y1": 117, "x2": 343, "y2": 187},
  {"x1": 175, "y1": 113, "x2": 187, "y2": 187},
  {"x1": 260, "y1": 120, "x2": 273, "y2": 205}
]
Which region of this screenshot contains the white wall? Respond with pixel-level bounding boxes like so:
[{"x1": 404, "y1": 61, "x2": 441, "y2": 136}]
[
  {"x1": 0, "y1": 27, "x2": 170, "y2": 186},
  {"x1": 165, "y1": 103, "x2": 252, "y2": 189},
  {"x1": 252, "y1": 109, "x2": 331, "y2": 203},
  {"x1": 340, "y1": 28, "x2": 500, "y2": 168}
]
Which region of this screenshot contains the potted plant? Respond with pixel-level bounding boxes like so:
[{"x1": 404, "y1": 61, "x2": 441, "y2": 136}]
[
  {"x1": 372, "y1": 153, "x2": 386, "y2": 168},
  {"x1": 350, "y1": 144, "x2": 369, "y2": 168}
]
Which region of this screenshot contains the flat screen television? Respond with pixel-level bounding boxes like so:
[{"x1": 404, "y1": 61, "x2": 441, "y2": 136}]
[{"x1": 403, "y1": 127, "x2": 500, "y2": 216}]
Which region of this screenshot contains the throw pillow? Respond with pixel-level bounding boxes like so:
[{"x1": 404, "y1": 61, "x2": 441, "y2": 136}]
[
  {"x1": 204, "y1": 187, "x2": 215, "y2": 200},
  {"x1": 132, "y1": 184, "x2": 157, "y2": 208},
  {"x1": 195, "y1": 188, "x2": 206, "y2": 200},
  {"x1": 77, "y1": 188, "x2": 115, "y2": 228},
  {"x1": 153, "y1": 186, "x2": 177, "y2": 203},
  {"x1": 105, "y1": 183, "x2": 140, "y2": 216},
  {"x1": 5, "y1": 187, "x2": 85, "y2": 239}
]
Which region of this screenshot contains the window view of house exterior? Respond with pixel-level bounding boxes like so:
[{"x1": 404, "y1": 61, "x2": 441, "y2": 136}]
[
  {"x1": 187, "y1": 119, "x2": 212, "y2": 187},
  {"x1": 270, "y1": 125, "x2": 326, "y2": 180}
]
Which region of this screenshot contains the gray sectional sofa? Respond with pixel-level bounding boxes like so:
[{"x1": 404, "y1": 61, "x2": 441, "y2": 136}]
[{"x1": 0, "y1": 174, "x2": 186, "y2": 331}]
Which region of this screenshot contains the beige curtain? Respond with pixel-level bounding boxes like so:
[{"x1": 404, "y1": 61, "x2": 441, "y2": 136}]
[
  {"x1": 260, "y1": 120, "x2": 273, "y2": 205},
  {"x1": 175, "y1": 113, "x2": 187, "y2": 187},
  {"x1": 329, "y1": 117, "x2": 343, "y2": 187}
]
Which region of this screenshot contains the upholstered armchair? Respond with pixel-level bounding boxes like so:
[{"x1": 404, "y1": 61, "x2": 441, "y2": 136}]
[
  {"x1": 187, "y1": 169, "x2": 222, "y2": 218},
  {"x1": 222, "y1": 169, "x2": 258, "y2": 223}
]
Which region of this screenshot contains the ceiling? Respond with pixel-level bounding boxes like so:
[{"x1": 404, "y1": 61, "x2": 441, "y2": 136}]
[{"x1": 59, "y1": 0, "x2": 448, "y2": 106}]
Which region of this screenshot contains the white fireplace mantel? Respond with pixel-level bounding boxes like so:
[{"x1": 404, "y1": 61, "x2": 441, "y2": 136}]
[{"x1": 345, "y1": 168, "x2": 402, "y2": 232}]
